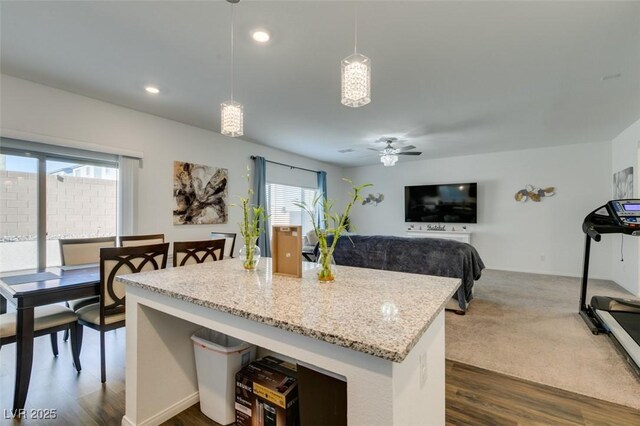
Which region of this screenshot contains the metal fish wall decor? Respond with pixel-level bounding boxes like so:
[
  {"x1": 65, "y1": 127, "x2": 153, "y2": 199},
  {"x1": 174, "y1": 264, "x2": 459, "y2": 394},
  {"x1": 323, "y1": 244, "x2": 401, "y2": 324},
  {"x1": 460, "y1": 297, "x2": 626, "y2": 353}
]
[
  {"x1": 515, "y1": 185, "x2": 555, "y2": 202},
  {"x1": 362, "y1": 193, "x2": 385, "y2": 206}
]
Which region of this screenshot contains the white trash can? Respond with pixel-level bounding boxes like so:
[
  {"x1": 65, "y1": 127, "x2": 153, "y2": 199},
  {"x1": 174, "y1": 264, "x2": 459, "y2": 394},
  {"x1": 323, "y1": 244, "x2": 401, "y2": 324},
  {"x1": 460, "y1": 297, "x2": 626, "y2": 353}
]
[{"x1": 191, "y1": 328, "x2": 256, "y2": 425}]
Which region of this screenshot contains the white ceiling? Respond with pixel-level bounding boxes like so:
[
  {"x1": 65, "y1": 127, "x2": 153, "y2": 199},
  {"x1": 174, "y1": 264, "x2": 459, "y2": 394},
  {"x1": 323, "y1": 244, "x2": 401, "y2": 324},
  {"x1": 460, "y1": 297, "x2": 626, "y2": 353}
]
[{"x1": 1, "y1": 1, "x2": 639, "y2": 167}]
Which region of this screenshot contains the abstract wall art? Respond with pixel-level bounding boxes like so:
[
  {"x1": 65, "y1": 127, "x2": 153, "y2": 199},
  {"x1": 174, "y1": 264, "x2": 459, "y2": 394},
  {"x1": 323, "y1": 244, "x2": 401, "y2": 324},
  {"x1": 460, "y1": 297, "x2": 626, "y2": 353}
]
[{"x1": 173, "y1": 161, "x2": 228, "y2": 224}]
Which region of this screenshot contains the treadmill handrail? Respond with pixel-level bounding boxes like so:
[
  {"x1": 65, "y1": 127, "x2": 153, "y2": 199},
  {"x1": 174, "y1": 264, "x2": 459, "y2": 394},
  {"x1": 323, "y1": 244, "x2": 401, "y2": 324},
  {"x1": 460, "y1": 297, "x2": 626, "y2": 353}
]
[
  {"x1": 585, "y1": 226, "x2": 601, "y2": 242},
  {"x1": 581, "y1": 202, "x2": 633, "y2": 239}
]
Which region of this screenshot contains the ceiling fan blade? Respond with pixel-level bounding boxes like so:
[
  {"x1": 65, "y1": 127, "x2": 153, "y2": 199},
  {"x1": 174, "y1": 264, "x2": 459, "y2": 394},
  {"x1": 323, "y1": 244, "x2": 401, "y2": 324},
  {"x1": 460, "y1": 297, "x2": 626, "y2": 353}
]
[
  {"x1": 367, "y1": 147, "x2": 382, "y2": 152},
  {"x1": 398, "y1": 152, "x2": 422, "y2": 156},
  {"x1": 398, "y1": 145, "x2": 416, "y2": 152}
]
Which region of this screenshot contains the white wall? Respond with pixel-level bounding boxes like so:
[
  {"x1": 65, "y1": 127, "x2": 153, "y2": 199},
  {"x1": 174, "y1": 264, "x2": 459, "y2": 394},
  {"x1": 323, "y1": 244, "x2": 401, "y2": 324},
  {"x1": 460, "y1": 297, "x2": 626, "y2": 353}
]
[
  {"x1": 0, "y1": 74, "x2": 347, "y2": 252},
  {"x1": 344, "y1": 142, "x2": 613, "y2": 279},
  {"x1": 4, "y1": 74, "x2": 636, "y2": 285},
  {"x1": 610, "y1": 118, "x2": 640, "y2": 296}
]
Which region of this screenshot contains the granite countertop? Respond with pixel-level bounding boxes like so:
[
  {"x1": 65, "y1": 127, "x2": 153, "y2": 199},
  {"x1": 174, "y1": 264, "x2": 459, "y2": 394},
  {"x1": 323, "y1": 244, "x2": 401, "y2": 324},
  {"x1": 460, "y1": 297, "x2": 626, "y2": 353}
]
[{"x1": 117, "y1": 259, "x2": 460, "y2": 363}]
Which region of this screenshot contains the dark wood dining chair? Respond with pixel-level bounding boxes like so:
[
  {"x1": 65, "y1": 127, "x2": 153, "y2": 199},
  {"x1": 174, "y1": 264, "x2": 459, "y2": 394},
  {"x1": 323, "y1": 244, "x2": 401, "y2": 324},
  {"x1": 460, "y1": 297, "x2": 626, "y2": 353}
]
[
  {"x1": 173, "y1": 239, "x2": 226, "y2": 267},
  {"x1": 210, "y1": 232, "x2": 236, "y2": 258},
  {"x1": 0, "y1": 305, "x2": 82, "y2": 371},
  {"x1": 59, "y1": 236, "x2": 116, "y2": 342},
  {"x1": 76, "y1": 243, "x2": 169, "y2": 383},
  {"x1": 118, "y1": 234, "x2": 165, "y2": 247}
]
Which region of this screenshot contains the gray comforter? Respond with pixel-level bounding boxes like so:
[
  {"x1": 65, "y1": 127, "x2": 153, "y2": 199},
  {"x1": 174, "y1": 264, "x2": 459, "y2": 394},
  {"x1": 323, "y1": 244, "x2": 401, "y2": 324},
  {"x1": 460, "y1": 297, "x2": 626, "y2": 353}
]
[{"x1": 325, "y1": 235, "x2": 485, "y2": 311}]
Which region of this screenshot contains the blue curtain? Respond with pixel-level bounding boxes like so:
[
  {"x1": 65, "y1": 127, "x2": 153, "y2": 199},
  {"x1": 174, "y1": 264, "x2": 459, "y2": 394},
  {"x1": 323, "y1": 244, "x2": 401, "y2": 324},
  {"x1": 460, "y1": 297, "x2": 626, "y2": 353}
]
[
  {"x1": 252, "y1": 156, "x2": 271, "y2": 257},
  {"x1": 316, "y1": 170, "x2": 327, "y2": 229}
]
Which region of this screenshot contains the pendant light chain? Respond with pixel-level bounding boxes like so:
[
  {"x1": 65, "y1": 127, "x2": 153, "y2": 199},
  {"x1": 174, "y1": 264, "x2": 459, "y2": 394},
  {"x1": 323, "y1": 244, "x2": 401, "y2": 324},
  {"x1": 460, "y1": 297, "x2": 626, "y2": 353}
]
[
  {"x1": 230, "y1": 3, "x2": 234, "y2": 101},
  {"x1": 221, "y1": 0, "x2": 244, "y2": 137},
  {"x1": 354, "y1": 6, "x2": 358, "y2": 54}
]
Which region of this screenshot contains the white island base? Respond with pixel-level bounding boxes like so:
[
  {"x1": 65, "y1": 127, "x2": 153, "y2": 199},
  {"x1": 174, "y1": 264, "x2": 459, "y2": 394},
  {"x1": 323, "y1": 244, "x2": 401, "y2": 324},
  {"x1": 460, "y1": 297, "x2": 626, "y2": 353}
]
[{"x1": 122, "y1": 286, "x2": 446, "y2": 426}]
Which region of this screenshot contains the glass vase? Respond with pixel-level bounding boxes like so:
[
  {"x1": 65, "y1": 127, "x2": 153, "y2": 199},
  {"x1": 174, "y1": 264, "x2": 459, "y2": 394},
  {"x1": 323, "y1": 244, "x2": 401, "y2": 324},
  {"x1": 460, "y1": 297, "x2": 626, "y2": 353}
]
[
  {"x1": 239, "y1": 244, "x2": 261, "y2": 271},
  {"x1": 316, "y1": 251, "x2": 337, "y2": 282}
]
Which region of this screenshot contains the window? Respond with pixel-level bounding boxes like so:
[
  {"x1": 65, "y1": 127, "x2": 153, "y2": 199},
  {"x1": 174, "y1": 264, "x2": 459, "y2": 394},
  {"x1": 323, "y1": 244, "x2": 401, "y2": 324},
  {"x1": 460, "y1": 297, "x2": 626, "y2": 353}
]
[
  {"x1": 266, "y1": 183, "x2": 317, "y2": 235},
  {"x1": 0, "y1": 138, "x2": 120, "y2": 271}
]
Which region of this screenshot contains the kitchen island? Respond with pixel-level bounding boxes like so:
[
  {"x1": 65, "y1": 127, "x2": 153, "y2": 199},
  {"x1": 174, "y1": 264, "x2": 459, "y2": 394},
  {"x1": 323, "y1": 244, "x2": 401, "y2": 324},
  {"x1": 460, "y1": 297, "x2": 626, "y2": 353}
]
[{"x1": 119, "y1": 258, "x2": 460, "y2": 426}]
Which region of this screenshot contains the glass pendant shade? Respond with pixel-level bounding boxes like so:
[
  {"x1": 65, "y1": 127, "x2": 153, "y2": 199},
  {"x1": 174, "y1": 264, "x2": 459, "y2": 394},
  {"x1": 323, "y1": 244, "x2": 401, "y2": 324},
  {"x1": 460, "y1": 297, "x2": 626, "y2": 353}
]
[
  {"x1": 341, "y1": 53, "x2": 371, "y2": 107},
  {"x1": 220, "y1": 100, "x2": 243, "y2": 137},
  {"x1": 380, "y1": 154, "x2": 398, "y2": 167}
]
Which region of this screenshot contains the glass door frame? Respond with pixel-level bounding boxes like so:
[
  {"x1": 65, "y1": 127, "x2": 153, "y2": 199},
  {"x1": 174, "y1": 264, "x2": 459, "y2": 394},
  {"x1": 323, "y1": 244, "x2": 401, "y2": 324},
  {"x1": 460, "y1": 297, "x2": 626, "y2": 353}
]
[{"x1": 1, "y1": 147, "x2": 47, "y2": 269}]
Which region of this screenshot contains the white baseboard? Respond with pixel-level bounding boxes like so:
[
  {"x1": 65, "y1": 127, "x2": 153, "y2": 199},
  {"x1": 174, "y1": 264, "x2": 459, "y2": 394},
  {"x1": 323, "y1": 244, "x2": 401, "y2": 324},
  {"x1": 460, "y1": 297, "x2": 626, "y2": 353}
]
[
  {"x1": 487, "y1": 266, "x2": 610, "y2": 281},
  {"x1": 121, "y1": 392, "x2": 199, "y2": 426}
]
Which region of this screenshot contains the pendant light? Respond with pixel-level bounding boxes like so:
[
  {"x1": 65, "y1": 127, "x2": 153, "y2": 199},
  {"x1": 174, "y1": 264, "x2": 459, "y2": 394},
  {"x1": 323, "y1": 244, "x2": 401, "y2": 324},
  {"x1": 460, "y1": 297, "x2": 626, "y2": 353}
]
[
  {"x1": 221, "y1": 0, "x2": 243, "y2": 137},
  {"x1": 341, "y1": 6, "x2": 371, "y2": 107}
]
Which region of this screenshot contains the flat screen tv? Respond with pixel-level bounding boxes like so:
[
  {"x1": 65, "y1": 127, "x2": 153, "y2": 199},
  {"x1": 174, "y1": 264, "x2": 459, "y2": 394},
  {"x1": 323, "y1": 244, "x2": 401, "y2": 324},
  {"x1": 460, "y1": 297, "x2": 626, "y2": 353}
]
[{"x1": 405, "y1": 183, "x2": 477, "y2": 223}]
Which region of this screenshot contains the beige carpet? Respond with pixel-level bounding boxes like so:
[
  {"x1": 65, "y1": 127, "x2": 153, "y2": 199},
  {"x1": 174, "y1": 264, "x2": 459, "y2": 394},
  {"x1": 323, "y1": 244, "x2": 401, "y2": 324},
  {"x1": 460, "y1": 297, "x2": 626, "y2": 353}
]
[{"x1": 445, "y1": 269, "x2": 640, "y2": 410}]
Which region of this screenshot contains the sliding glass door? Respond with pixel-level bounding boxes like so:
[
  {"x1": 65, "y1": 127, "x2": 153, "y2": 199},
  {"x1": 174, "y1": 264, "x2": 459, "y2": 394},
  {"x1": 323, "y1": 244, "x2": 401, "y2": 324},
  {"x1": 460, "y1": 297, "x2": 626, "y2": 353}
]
[
  {"x1": 0, "y1": 139, "x2": 119, "y2": 271},
  {"x1": 46, "y1": 158, "x2": 118, "y2": 266}
]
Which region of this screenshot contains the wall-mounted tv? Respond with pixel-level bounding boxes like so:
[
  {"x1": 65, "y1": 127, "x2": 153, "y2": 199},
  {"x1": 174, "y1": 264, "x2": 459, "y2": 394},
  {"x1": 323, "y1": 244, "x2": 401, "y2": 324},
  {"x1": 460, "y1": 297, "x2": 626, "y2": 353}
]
[{"x1": 405, "y1": 183, "x2": 478, "y2": 223}]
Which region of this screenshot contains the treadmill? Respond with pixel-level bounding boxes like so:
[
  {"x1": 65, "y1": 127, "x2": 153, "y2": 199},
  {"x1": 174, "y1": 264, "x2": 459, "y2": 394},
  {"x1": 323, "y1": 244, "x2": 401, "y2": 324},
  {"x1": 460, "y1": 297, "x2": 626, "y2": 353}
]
[{"x1": 580, "y1": 199, "x2": 640, "y2": 379}]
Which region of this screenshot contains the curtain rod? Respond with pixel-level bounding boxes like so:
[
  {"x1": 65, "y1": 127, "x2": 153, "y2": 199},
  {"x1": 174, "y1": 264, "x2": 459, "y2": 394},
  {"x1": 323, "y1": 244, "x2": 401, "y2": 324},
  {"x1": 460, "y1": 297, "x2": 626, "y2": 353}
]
[{"x1": 250, "y1": 155, "x2": 320, "y2": 174}]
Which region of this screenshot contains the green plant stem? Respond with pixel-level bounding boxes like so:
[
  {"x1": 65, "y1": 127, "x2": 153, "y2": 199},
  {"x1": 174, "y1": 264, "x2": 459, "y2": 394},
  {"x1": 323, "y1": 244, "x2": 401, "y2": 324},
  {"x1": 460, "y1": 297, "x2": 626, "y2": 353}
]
[
  {"x1": 237, "y1": 173, "x2": 266, "y2": 269},
  {"x1": 318, "y1": 250, "x2": 333, "y2": 280},
  {"x1": 327, "y1": 188, "x2": 360, "y2": 254},
  {"x1": 295, "y1": 179, "x2": 371, "y2": 281}
]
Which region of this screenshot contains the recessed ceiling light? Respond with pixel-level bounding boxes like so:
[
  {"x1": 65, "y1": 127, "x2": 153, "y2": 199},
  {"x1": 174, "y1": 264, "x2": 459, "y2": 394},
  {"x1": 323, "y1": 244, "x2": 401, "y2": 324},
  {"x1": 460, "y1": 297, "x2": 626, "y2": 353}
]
[
  {"x1": 144, "y1": 86, "x2": 160, "y2": 94},
  {"x1": 252, "y1": 30, "x2": 270, "y2": 43}
]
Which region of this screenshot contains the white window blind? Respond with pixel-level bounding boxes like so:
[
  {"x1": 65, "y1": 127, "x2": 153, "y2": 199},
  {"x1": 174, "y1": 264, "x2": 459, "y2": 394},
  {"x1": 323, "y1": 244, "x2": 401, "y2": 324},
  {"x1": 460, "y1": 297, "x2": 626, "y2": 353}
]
[{"x1": 266, "y1": 183, "x2": 317, "y2": 235}]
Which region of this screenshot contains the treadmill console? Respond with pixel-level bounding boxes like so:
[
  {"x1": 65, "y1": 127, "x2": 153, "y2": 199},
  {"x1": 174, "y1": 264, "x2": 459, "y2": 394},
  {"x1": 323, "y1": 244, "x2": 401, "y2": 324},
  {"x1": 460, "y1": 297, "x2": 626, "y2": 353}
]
[
  {"x1": 583, "y1": 199, "x2": 640, "y2": 239},
  {"x1": 609, "y1": 200, "x2": 640, "y2": 229}
]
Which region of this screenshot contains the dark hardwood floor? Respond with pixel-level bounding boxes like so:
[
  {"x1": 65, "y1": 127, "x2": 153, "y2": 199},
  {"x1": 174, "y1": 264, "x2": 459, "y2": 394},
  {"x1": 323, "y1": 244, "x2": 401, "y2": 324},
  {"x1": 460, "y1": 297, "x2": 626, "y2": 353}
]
[
  {"x1": 445, "y1": 360, "x2": 640, "y2": 425},
  {"x1": 1, "y1": 330, "x2": 639, "y2": 425}
]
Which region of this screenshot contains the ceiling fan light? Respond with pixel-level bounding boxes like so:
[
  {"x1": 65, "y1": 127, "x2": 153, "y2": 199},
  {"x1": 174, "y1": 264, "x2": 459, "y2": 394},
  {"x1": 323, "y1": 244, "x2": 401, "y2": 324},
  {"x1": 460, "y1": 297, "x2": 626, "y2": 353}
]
[
  {"x1": 381, "y1": 154, "x2": 398, "y2": 167},
  {"x1": 382, "y1": 146, "x2": 399, "y2": 155},
  {"x1": 341, "y1": 53, "x2": 371, "y2": 108},
  {"x1": 221, "y1": 100, "x2": 244, "y2": 137}
]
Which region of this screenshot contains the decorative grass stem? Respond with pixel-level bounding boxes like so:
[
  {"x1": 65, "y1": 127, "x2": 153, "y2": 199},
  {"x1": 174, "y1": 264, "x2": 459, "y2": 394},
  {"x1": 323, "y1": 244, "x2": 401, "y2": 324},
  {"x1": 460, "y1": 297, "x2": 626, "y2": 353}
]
[
  {"x1": 295, "y1": 179, "x2": 372, "y2": 282},
  {"x1": 236, "y1": 167, "x2": 267, "y2": 271}
]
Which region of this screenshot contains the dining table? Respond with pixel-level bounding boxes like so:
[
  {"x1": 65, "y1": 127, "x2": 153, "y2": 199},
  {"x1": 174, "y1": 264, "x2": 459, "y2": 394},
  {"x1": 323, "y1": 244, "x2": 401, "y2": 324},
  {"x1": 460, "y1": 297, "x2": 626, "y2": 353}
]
[{"x1": 0, "y1": 265, "x2": 100, "y2": 412}]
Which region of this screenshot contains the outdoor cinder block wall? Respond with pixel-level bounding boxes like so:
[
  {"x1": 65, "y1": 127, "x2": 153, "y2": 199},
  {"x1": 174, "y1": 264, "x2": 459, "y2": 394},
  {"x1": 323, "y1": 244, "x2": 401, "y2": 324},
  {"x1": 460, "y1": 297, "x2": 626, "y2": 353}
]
[{"x1": 0, "y1": 171, "x2": 116, "y2": 240}]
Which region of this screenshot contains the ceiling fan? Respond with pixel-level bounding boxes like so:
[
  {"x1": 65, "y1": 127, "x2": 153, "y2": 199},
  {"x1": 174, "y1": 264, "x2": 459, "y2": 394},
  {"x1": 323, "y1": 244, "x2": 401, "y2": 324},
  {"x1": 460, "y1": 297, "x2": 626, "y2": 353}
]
[{"x1": 368, "y1": 137, "x2": 422, "y2": 166}]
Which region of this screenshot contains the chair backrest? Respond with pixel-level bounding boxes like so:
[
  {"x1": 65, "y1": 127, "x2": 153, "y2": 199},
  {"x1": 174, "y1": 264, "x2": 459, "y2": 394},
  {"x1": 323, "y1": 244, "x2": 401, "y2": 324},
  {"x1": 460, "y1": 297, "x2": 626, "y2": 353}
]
[
  {"x1": 210, "y1": 232, "x2": 236, "y2": 258},
  {"x1": 59, "y1": 237, "x2": 117, "y2": 266},
  {"x1": 173, "y1": 239, "x2": 225, "y2": 267},
  {"x1": 305, "y1": 230, "x2": 319, "y2": 246},
  {"x1": 99, "y1": 243, "x2": 169, "y2": 318},
  {"x1": 119, "y1": 234, "x2": 165, "y2": 247}
]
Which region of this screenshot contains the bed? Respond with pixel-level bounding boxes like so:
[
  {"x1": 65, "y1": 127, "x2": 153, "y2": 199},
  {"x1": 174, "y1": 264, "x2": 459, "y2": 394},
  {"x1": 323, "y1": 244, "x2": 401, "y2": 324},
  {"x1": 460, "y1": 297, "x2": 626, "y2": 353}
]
[{"x1": 325, "y1": 235, "x2": 485, "y2": 313}]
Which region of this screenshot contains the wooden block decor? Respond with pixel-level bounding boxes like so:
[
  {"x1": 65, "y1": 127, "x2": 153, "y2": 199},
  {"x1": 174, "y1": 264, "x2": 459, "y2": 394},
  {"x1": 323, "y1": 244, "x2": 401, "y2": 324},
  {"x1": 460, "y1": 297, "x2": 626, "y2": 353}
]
[{"x1": 272, "y1": 226, "x2": 302, "y2": 278}]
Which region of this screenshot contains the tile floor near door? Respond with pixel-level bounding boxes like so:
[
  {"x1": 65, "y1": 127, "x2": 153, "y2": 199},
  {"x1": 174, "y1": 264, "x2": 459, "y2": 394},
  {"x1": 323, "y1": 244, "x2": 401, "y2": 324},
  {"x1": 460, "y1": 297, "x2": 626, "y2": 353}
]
[{"x1": 1, "y1": 315, "x2": 640, "y2": 425}]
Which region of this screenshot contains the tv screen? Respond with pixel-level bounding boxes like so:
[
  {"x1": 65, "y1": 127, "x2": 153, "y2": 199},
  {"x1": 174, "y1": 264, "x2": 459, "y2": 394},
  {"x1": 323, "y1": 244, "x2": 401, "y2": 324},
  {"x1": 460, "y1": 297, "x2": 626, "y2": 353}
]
[{"x1": 405, "y1": 183, "x2": 477, "y2": 223}]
